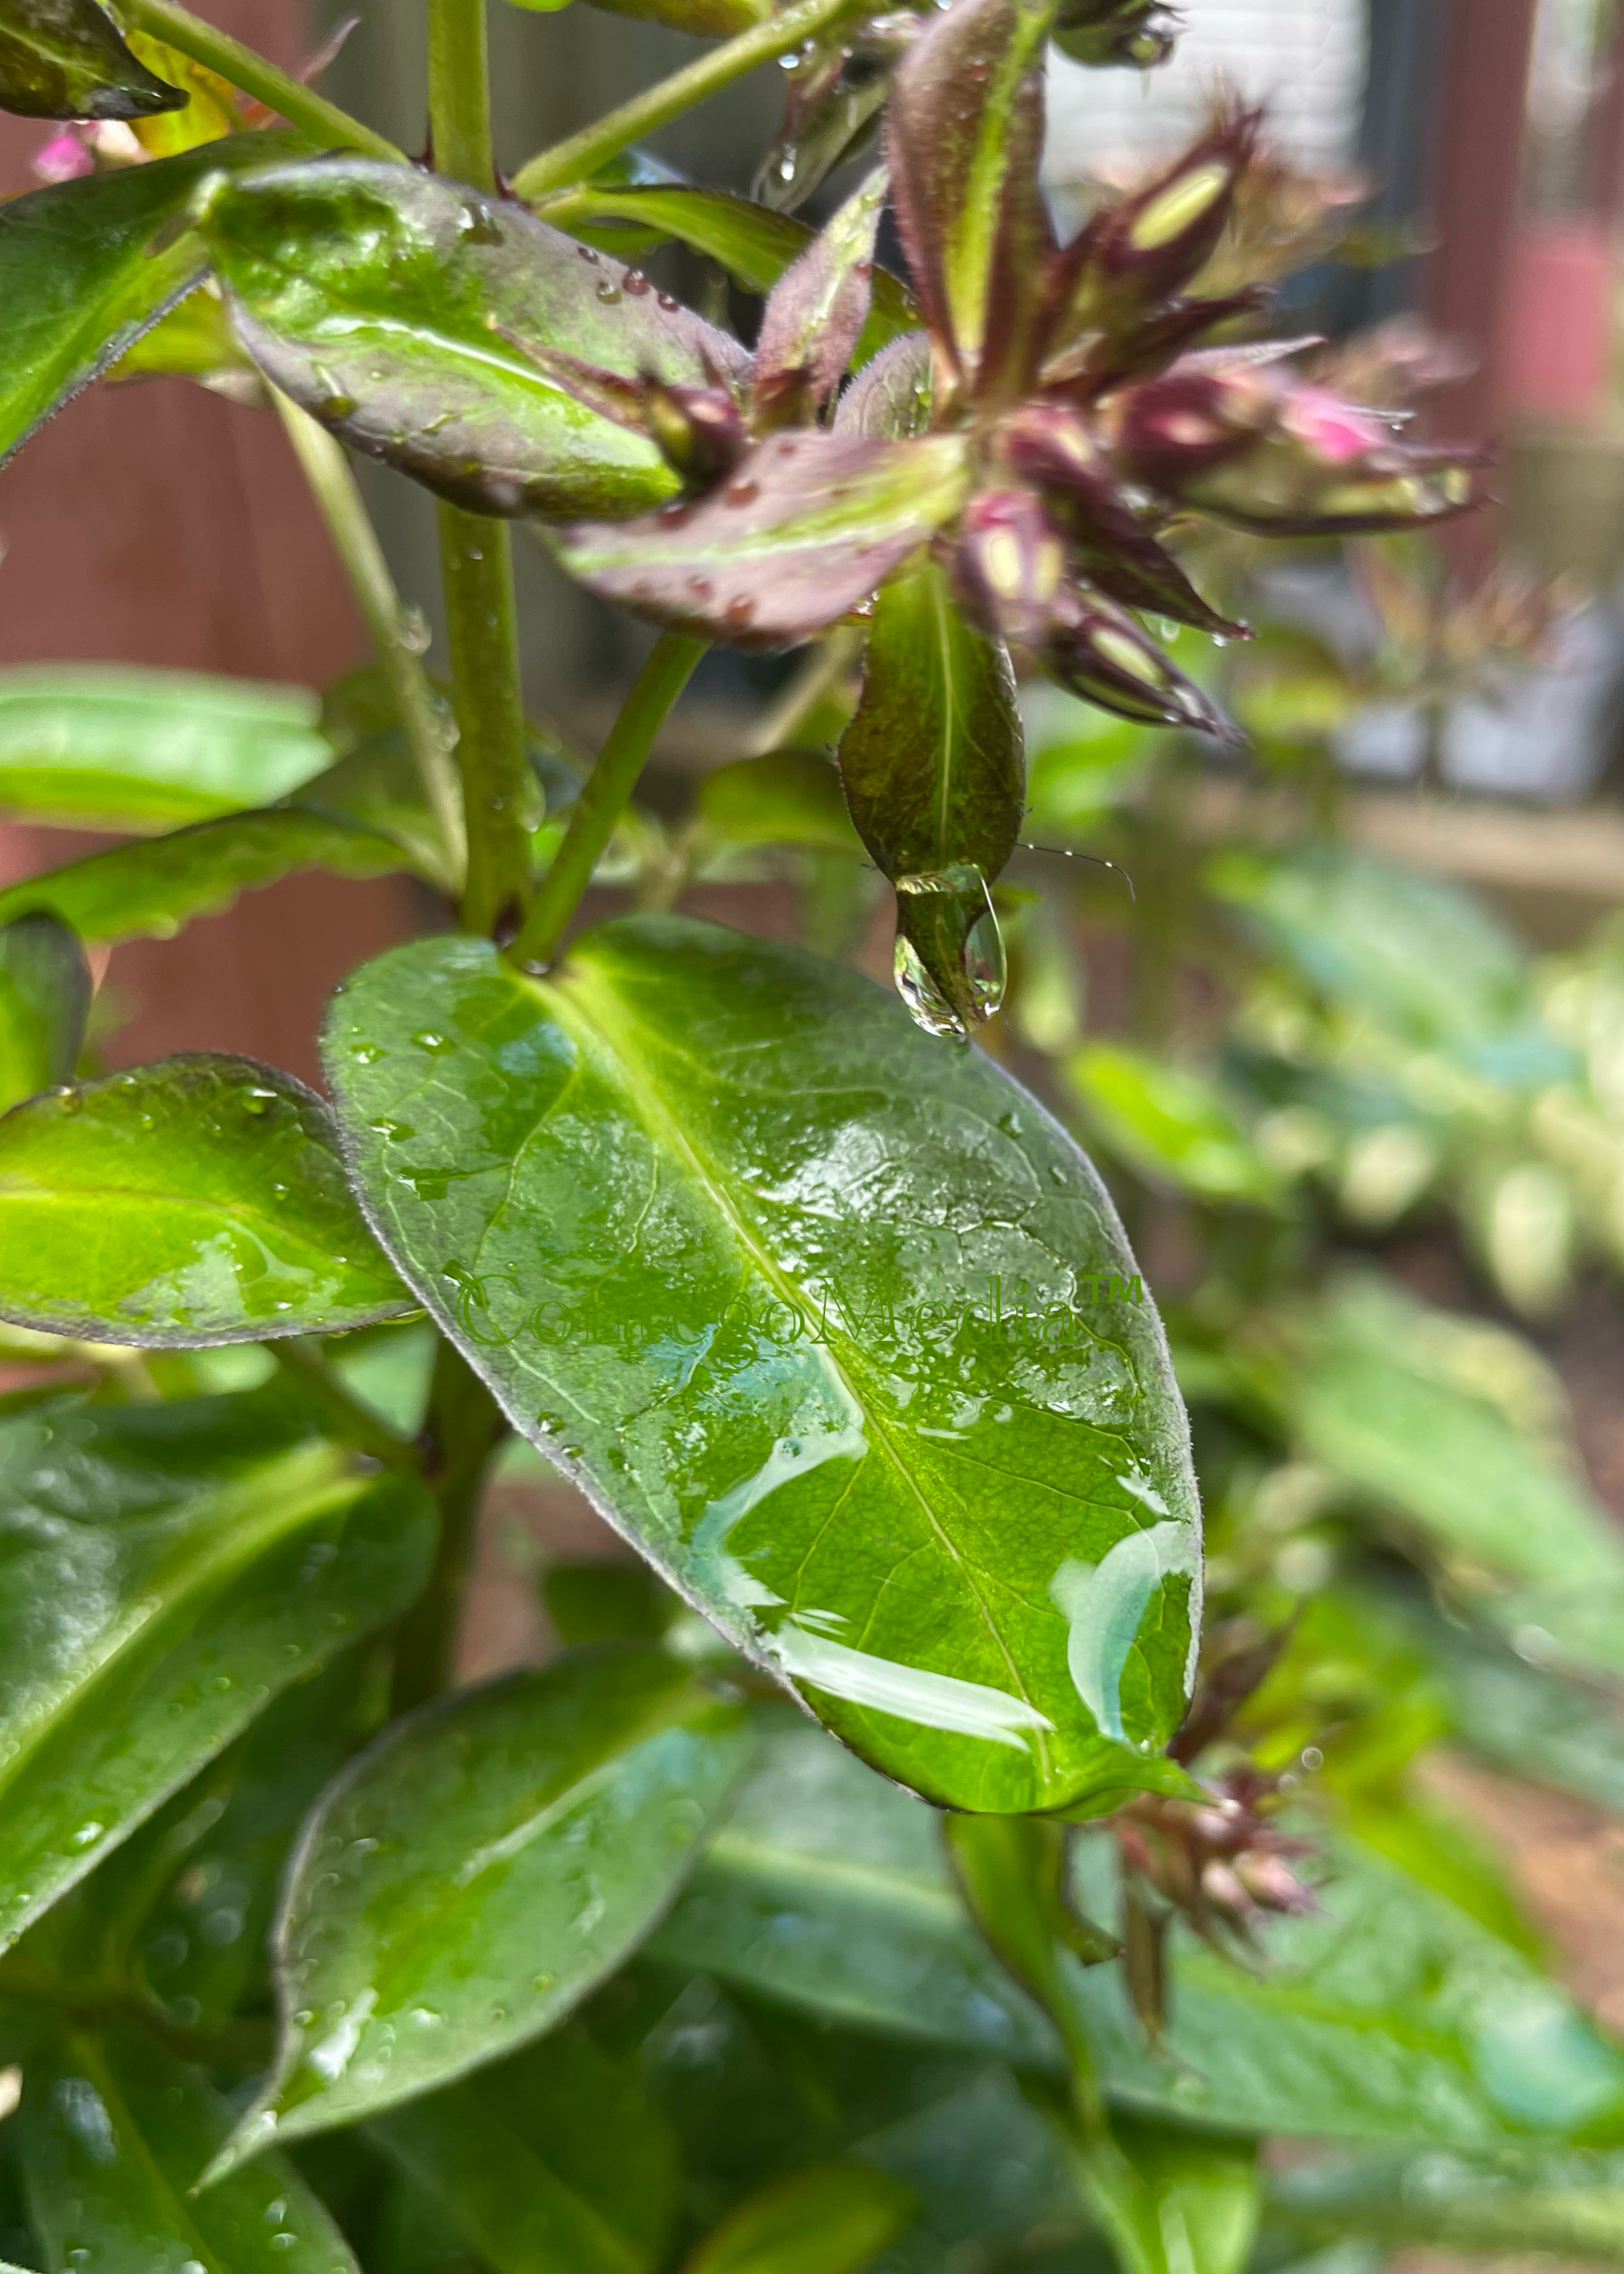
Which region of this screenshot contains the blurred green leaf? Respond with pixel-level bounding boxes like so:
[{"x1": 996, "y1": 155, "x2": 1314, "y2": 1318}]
[
  {"x1": 0, "y1": 911, "x2": 88, "y2": 1110},
  {"x1": 1268, "y1": 2141, "x2": 1624, "y2": 2263},
  {"x1": 1111, "y1": 2120, "x2": 1260, "y2": 2274},
  {"x1": 0, "y1": 1383, "x2": 434, "y2": 1950},
  {"x1": 514, "y1": 0, "x2": 772, "y2": 32},
  {"x1": 0, "y1": 133, "x2": 300, "y2": 468},
  {"x1": 699, "y1": 751, "x2": 861, "y2": 854},
  {"x1": 543, "y1": 1557, "x2": 677, "y2": 1646},
  {"x1": 216, "y1": 1645, "x2": 751, "y2": 2159},
  {"x1": 0, "y1": 665, "x2": 331, "y2": 831},
  {"x1": 109, "y1": 278, "x2": 252, "y2": 381},
  {"x1": 18, "y1": 2024, "x2": 360, "y2": 2272},
  {"x1": 1067, "y1": 1042, "x2": 1285, "y2": 1206},
  {"x1": 0, "y1": 0, "x2": 183, "y2": 119},
  {"x1": 0, "y1": 1054, "x2": 413, "y2": 1344},
  {"x1": 682, "y1": 2161, "x2": 920, "y2": 2274}
]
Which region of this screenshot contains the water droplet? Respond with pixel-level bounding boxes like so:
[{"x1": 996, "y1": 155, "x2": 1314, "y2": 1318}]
[
  {"x1": 596, "y1": 278, "x2": 621, "y2": 304},
  {"x1": 397, "y1": 604, "x2": 431, "y2": 654},
  {"x1": 52, "y1": 1086, "x2": 82, "y2": 1114},
  {"x1": 656, "y1": 290, "x2": 679, "y2": 311},
  {"x1": 71, "y1": 1821, "x2": 104, "y2": 1848},
  {"x1": 369, "y1": 1118, "x2": 414, "y2": 1141},
  {"x1": 411, "y1": 2005, "x2": 444, "y2": 2026},
  {"x1": 532, "y1": 1971, "x2": 555, "y2": 1992},
  {"x1": 315, "y1": 394, "x2": 357, "y2": 422},
  {"x1": 459, "y1": 200, "x2": 502, "y2": 244},
  {"x1": 688, "y1": 575, "x2": 714, "y2": 599},
  {"x1": 892, "y1": 863, "x2": 1006, "y2": 1040},
  {"x1": 577, "y1": 243, "x2": 599, "y2": 263},
  {"x1": 723, "y1": 476, "x2": 758, "y2": 506},
  {"x1": 725, "y1": 596, "x2": 755, "y2": 628},
  {"x1": 622, "y1": 268, "x2": 649, "y2": 295},
  {"x1": 778, "y1": 155, "x2": 796, "y2": 181},
  {"x1": 411, "y1": 1029, "x2": 453, "y2": 1053}
]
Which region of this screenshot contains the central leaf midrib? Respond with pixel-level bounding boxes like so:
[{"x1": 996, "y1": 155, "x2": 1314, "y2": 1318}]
[{"x1": 543, "y1": 962, "x2": 1042, "y2": 1733}]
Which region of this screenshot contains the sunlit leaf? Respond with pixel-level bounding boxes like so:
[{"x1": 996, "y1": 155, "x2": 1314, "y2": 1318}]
[
  {"x1": 0, "y1": 911, "x2": 88, "y2": 1111},
  {"x1": 0, "y1": 1382, "x2": 434, "y2": 1948},
  {"x1": 198, "y1": 156, "x2": 749, "y2": 518},
  {"x1": 682, "y1": 2161, "x2": 920, "y2": 2274},
  {"x1": 18, "y1": 2024, "x2": 361, "y2": 2272},
  {"x1": 0, "y1": 0, "x2": 183, "y2": 119},
  {"x1": 0, "y1": 1054, "x2": 413, "y2": 1344},
  {"x1": 324, "y1": 917, "x2": 1199, "y2": 1817},
  {"x1": 215, "y1": 1645, "x2": 750, "y2": 2159}
]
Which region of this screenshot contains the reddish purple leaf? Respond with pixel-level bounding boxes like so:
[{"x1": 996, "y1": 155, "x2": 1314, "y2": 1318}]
[
  {"x1": 833, "y1": 329, "x2": 932, "y2": 440},
  {"x1": 753, "y1": 168, "x2": 886, "y2": 425}
]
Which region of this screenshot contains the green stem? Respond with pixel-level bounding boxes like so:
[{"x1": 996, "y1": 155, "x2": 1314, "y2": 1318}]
[
  {"x1": 427, "y1": 0, "x2": 495, "y2": 187},
  {"x1": 271, "y1": 390, "x2": 466, "y2": 888},
  {"x1": 271, "y1": 1339, "x2": 421, "y2": 1474},
  {"x1": 510, "y1": 630, "x2": 705, "y2": 970},
  {"x1": 119, "y1": 0, "x2": 402, "y2": 159},
  {"x1": 392, "y1": 1340, "x2": 506, "y2": 1712},
  {"x1": 510, "y1": 0, "x2": 867, "y2": 202}
]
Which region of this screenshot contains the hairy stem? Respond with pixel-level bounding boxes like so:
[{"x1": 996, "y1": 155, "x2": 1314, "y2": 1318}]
[
  {"x1": 119, "y1": 0, "x2": 402, "y2": 158},
  {"x1": 392, "y1": 1340, "x2": 506, "y2": 1712},
  {"x1": 426, "y1": 0, "x2": 534, "y2": 934},
  {"x1": 272, "y1": 392, "x2": 465, "y2": 888},
  {"x1": 510, "y1": 630, "x2": 705, "y2": 971},
  {"x1": 510, "y1": 0, "x2": 867, "y2": 202},
  {"x1": 271, "y1": 1338, "x2": 421, "y2": 1474}
]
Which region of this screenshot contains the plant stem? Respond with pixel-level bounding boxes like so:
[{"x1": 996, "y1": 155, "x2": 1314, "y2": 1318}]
[
  {"x1": 119, "y1": 0, "x2": 402, "y2": 159},
  {"x1": 510, "y1": 630, "x2": 705, "y2": 971},
  {"x1": 271, "y1": 1338, "x2": 421, "y2": 1474},
  {"x1": 510, "y1": 0, "x2": 867, "y2": 202},
  {"x1": 423, "y1": 0, "x2": 535, "y2": 934},
  {"x1": 272, "y1": 391, "x2": 466, "y2": 888},
  {"x1": 392, "y1": 1340, "x2": 506, "y2": 1712}
]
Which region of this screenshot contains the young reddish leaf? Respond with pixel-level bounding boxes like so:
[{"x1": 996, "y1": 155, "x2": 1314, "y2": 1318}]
[
  {"x1": 196, "y1": 157, "x2": 750, "y2": 520},
  {"x1": 832, "y1": 328, "x2": 932, "y2": 440},
  {"x1": 753, "y1": 167, "x2": 886, "y2": 425},
  {"x1": 552, "y1": 432, "x2": 970, "y2": 647},
  {"x1": 885, "y1": 0, "x2": 1057, "y2": 400}
]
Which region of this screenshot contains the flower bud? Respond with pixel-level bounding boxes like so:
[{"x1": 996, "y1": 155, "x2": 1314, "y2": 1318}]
[
  {"x1": 1232, "y1": 1848, "x2": 1315, "y2": 1915},
  {"x1": 951, "y1": 485, "x2": 1067, "y2": 647},
  {"x1": 1110, "y1": 365, "x2": 1274, "y2": 495},
  {"x1": 1089, "y1": 105, "x2": 1260, "y2": 307},
  {"x1": 1052, "y1": 0, "x2": 1179, "y2": 68},
  {"x1": 641, "y1": 378, "x2": 748, "y2": 491},
  {"x1": 1045, "y1": 583, "x2": 1243, "y2": 742}
]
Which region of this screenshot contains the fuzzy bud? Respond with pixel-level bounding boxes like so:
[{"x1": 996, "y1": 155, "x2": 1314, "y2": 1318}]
[
  {"x1": 1110, "y1": 364, "x2": 1274, "y2": 495},
  {"x1": 1045, "y1": 583, "x2": 1243, "y2": 742},
  {"x1": 951, "y1": 486, "x2": 1068, "y2": 647},
  {"x1": 641, "y1": 378, "x2": 749, "y2": 491},
  {"x1": 1088, "y1": 106, "x2": 1260, "y2": 309}
]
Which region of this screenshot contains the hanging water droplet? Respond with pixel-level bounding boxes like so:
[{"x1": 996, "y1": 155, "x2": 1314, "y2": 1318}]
[
  {"x1": 315, "y1": 394, "x2": 357, "y2": 422},
  {"x1": 369, "y1": 1118, "x2": 414, "y2": 1141},
  {"x1": 397, "y1": 604, "x2": 432, "y2": 654},
  {"x1": 596, "y1": 278, "x2": 621, "y2": 304},
  {"x1": 352, "y1": 1042, "x2": 383, "y2": 1064},
  {"x1": 892, "y1": 863, "x2": 1006, "y2": 1041}
]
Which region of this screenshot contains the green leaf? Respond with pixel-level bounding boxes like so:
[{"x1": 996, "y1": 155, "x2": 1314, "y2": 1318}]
[
  {"x1": 369, "y1": 2030, "x2": 681, "y2": 2274},
  {"x1": 654, "y1": 1712, "x2": 1624, "y2": 2146},
  {"x1": 108, "y1": 278, "x2": 252, "y2": 381},
  {"x1": 0, "y1": 0, "x2": 183, "y2": 119},
  {"x1": 0, "y1": 913, "x2": 88, "y2": 1111},
  {"x1": 321, "y1": 915, "x2": 1201, "y2": 1816},
  {"x1": 0, "y1": 806, "x2": 416, "y2": 947},
  {"x1": 0, "y1": 1054, "x2": 413, "y2": 1344},
  {"x1": 698, "y1": 751, "x2": 861, "y2": 854},
  {"x1": 197, "y1": 156, "x2": 749, "y2": 519},
  {"x1": 0, "y1": 665, "x2": 331, "y2": 832},
  {"x1": 1065, "y1": 1043, "x2": 1285, "y2": 1207},
  {"x1": 0, "y1": 133, "x2": 300, "y2": 469},
  {"x1": 216, "y1": 1644, "x2": 750, "y2": 2160},
  {"x1": 0, "y1": 1382, "x2": 435, "y2": 1950},
  {"x1": 683, "y1": 2162, "x2": 920, "y2": 2274},
  {"x1": 18, "y1": 2024, "x2": 361, "y2": 2273},
  {"x1": 531, "y1": 183, "x2": 918, "y2": 364},
  {"x1": 542, "y1": 1557, "x2": 678, "y2": 1646},
  {"x1": 1268, "y1": 2141, "x2": 1624, "y2": 2263},
  {"x1": 1111, "y1": 2120, "x2": 1259, "y2": 2274}
]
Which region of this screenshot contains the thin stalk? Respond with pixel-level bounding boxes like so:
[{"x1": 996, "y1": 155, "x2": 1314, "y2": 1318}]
[
  {"x1": 425, "y1": 0, "x2": 534, "y2": 934},
  {"x1": 510, "y1": 630, "x2": 705, "y2": 970},
  {"x1": 271, "y1": 1339, "x2": 421, "y2": 1474},
  {"x1": 119, "y1": 0, "x2": 402, "y2": 159},
  {"x1": 511, "y1": 0, "x2": 867, "y2": 202},
  {"x1": 392, "y1": 1340, "x2": 506, "y2": 1712},
  {"x1": 272, "y1": 391, "x2": 465, "y2": 887},
  {"x1": 749, "y1": 625, "x2": 861, "y2": 755}
]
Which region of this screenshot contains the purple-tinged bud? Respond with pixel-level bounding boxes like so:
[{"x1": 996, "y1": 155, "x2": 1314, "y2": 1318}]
[
  {"x1": 1088, "y1": 104, "x2": 1260, "y2": 307},
  {"x1": 1232, "y1": 1849, "x2": 1315, "y2": 1915},
  {"x1": 641, "y1": 378, "x2": 749, "y2": 491},
  {"x1": 1052, "y1": 0, "x2": 1179, "y2": 68},
  {"x1": 1198, "y1": 1858, "x2": 1253, "y2": 1920},
  {"x1": 1044, "y1": 583, "x2": 1244, "y2": 744},
  {"x1": 952, "y1": 486, "x2": 1067, "y2": 647},
  {"x1": 1042, "y1": 285, "x2": 1272, "y2": 398},
  {"x1": 1109, "y1": 365, "x2": 1274, "y2": 495}
]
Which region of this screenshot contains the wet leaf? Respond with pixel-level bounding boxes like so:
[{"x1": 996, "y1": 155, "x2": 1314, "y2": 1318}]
[
  {"x1": 214, "y1": 1645, "x2": 750, "y2": 2158},
  {"x1": 832, "y1": 329, "x2": 932, "y2": 440},
  {"x1": 754, "y1": 170, "x2": 886, "y2": 423},
  {"x1": 0, "y1": 1054, "x2": 413, "y2": 1344},
  {"x1": 198, "y1": 156, "x2": 749, "y2": 518},
  {"x1": 18, "y1": 2024, "x2": 361, "y2": 2272},
  {"x1": 0, "y1": 0, "x2": 183, "y2": 119},
  {"x1": 369, "y1": 2030, "x2": 681, "y2": 2274},
  {"x1": 654, "y1": 1713, "x2": 1624, "y2": 2146},
  {"x1": 683, "y1": 2161, "x2": 920, "y2": 2274},
  {"x1": 698, "y1": 750, "x2": 860, "y2": 854},
  {"x1": 0, "y1": 807, "x2": 417, "y2": 946},
  {"x1": 0, "y1": 132, "x2": 300, "y2": 468},
  {"x1": 0, "y1": 665, "x2": 331, "y2": 831},
  {"x1": 322, "y1": 915, "x2": 1200, "y2": 1816},
  {"x1": 555, "y1": 432, "x2": 970, "y2": 645},
  {"x1": 885, "y1": 0, "x2": 1055, "y2": 396},
  {"x1": 0, "y1": 1382, "x2": 435, "y2": 1950},
  {"x1": 1268, "y1": 2140, "x2": 1624, "y2": 2262},
  {"x1": 0, "y1": 912, "x2": 88, "y2": 1111},
  {"x1": 1065, "y1": 1043, "x2": 1285, "y2": 1207}
]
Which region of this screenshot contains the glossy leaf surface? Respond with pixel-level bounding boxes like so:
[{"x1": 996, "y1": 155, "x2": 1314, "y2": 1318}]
[
  {"x1": 0, "y1": 1054, "x2": 412, "y2": 1344},
  {"x1": 324, "y1": 917, "x2": 1199, "y2": 1816},
  {"x1": 200, "y1": 157, "x2": 749, "y2": 518},
  {"x1": 653, "y1": 1714, "x2": 1624, "y2": 2146},
  {"x1": 220, "y1": 1644, "x2": 749, "y2": 2156},
  {"x1": 18, "y1": 2025, "x2": 360, "y2": 2273},
  {"x1": 0, "y1": 665, "x2": 330, "y2": 831},
  {"x1": 683, "y1": 2162, "x2": 920, "y2": 2274},
  {"x1": 0, "y1": 912, "x2": 88, "y2": 1111},
  {"x1": 369, "y1": 2031, "x2": 680, "y2": 2274},
  {"x1": 0, "y1": 806, "x2": 415, "y2": 945},
  {"x1": 0, "y1": 0, "x2": 183, "y2": 118},
  {"x1": 0, "y1": 1384, "x2": 435, "y2": 1948},
  {"x1": 0, "y1": 133, "x2": 297, "y2": 468},
  {"x1": 554, "y1": 432, "x2": 969, "y2": 646}
]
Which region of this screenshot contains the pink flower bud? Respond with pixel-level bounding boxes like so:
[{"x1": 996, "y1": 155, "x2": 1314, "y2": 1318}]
[
  {"x1": 1044, "y1": 583, "x2": 1243, "y2": 743},
  {"x1": 951, "y1": 486, "x2": 1067, "y2": 647},
  {"x1": 641, "y1": 379, "x2": 748, "y2": 490},
  {"x1": 1110, "y1": 366, "x2": 1274, "y2": 495},
  {"x1": 31, "y1": 128, "x2": 93, "y2": 184}
]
